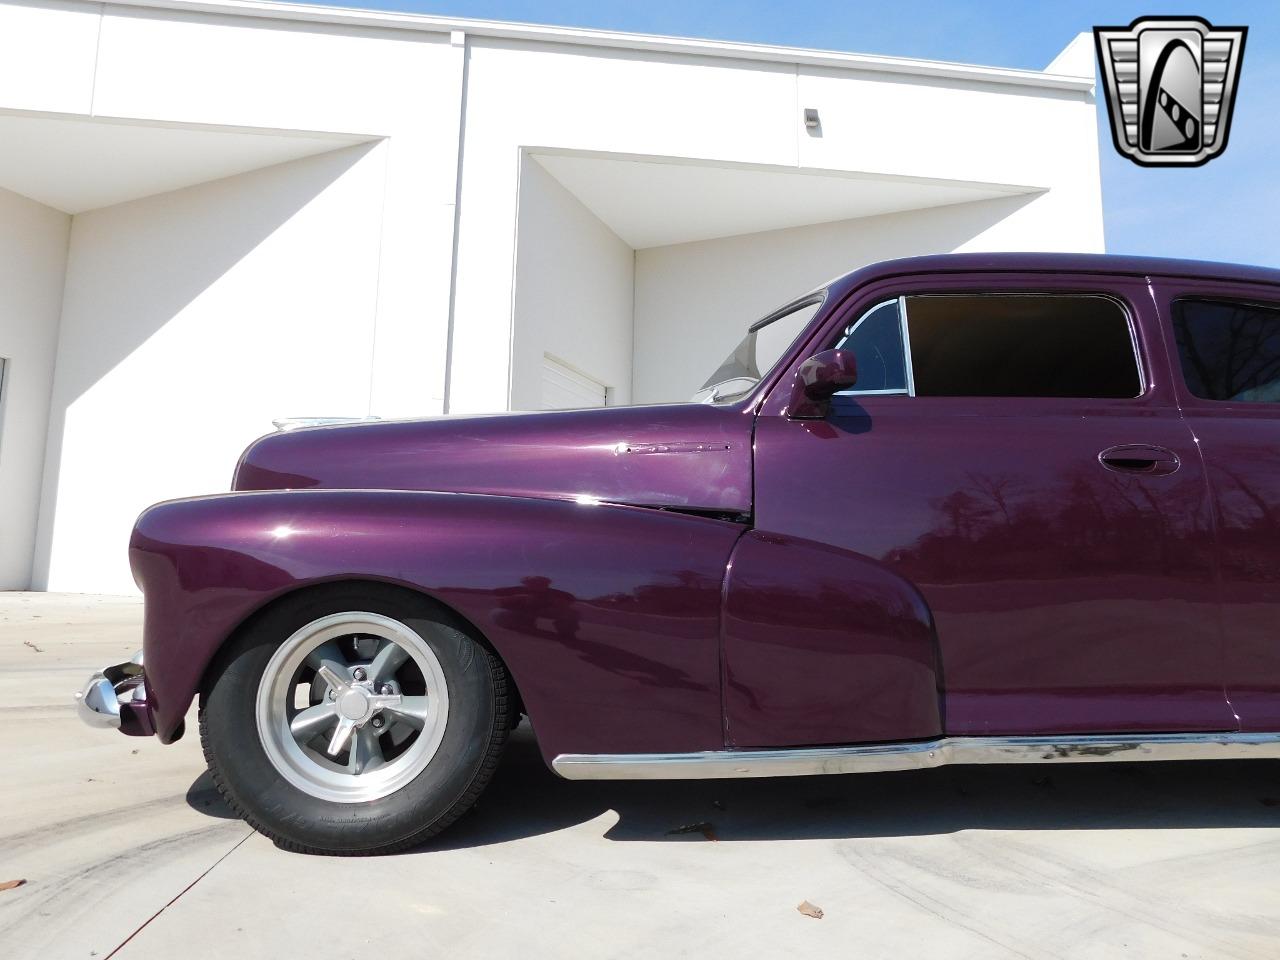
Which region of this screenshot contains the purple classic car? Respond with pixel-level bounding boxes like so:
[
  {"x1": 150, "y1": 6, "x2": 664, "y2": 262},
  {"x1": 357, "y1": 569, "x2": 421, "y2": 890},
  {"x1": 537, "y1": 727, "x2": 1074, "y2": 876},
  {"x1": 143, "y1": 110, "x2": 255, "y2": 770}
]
[{"x1": 77, "y1": 253, "x2": 1280, "y2": 855}]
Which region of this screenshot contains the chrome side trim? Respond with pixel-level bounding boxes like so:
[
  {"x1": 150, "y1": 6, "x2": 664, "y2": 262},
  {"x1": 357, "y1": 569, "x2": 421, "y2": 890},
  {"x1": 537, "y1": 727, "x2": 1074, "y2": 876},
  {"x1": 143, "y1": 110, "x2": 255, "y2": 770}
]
[{"x1": 551, "y1": 733, "x2": 1280, "y2": 781}]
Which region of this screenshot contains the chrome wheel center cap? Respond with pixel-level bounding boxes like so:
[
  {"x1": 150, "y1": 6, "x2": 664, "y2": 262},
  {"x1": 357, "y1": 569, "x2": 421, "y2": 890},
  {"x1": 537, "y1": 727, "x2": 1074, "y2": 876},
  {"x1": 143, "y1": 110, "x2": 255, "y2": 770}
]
[{"x1": 338, "y1": 688, "x2": 371, "y2": 721}]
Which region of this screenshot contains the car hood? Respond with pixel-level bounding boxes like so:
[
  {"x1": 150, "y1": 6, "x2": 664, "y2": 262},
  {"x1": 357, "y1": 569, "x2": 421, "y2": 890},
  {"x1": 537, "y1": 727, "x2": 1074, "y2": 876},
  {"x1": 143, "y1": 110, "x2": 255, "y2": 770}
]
[{"x1": 233, "y1": 403, "x2": 754, "y2": 515}]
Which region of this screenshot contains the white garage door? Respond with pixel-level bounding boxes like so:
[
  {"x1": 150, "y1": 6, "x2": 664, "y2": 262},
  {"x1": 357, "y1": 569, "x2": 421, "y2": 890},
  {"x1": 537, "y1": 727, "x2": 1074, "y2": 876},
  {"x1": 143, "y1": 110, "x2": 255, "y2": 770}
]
[{"x1": 541, "y1": 354, "x2": 608, "y2": 410}]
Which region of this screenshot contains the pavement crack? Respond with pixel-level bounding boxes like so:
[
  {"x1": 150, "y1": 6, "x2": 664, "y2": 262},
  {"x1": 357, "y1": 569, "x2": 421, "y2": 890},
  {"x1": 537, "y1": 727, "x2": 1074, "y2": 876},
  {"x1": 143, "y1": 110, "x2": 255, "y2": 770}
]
[{"x1": 103, "y1": 830, "x2": 251, "y2": 959}]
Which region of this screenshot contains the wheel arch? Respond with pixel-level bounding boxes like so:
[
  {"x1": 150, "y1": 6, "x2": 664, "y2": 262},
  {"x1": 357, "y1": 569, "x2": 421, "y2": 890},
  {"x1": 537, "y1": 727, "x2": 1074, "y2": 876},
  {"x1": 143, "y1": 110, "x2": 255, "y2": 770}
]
[{"x1": 197, "y1": 577, "x2": 528, "y2": 725}]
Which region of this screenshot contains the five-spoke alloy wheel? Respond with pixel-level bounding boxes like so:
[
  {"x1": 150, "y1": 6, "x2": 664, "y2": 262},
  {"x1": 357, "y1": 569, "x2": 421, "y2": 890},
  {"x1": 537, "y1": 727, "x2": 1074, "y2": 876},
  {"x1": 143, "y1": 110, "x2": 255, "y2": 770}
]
[
  {"x1": 201, "y1": 585, "x2": 510, "y2": 855},
  {"x1": 255, "y1": 612, "x2": 451, "y2": 803}
]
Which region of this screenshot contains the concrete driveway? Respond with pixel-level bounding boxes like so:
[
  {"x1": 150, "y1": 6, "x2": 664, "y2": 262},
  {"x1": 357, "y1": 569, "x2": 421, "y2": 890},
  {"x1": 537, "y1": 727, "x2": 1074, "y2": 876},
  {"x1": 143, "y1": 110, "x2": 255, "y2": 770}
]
[{"x1": 2, "y1": 592, "x2": 1279, "y2": 959}]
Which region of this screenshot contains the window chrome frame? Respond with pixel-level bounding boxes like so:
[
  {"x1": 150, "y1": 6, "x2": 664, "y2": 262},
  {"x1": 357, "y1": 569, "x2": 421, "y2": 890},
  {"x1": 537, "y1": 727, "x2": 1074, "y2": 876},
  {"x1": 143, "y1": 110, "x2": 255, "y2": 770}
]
[
  {"x1": 833, "y1": 297, "x2": 915, "y2": 398},
  {"x1": 900, "y1": 295, "x2": 917, "y2": 397}
]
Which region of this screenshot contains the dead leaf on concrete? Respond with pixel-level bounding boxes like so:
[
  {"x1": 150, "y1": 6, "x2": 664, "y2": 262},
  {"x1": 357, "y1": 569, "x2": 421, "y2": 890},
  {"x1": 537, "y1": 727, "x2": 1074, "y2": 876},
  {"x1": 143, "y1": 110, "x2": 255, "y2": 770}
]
[
  {"x1": 796, "y1": 900, "x2": 824, "y2": 919},
  {"x1": 0, "y1": 879, "x2": 27, "y2": 892}
]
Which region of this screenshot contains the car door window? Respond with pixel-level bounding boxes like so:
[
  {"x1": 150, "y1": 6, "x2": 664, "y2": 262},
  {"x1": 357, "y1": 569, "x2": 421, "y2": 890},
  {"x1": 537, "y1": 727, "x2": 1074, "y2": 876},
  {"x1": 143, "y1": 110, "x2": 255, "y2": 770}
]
[
  {"x1": 1172, "y1": 298, "x2": 1280, "y2": 403},
  {"x1": 833, "y1": 294, "x2": 1142, "y2": 400},
  {"x1": 906, "y1": 295, "x2": 1141, "y2": 398}
]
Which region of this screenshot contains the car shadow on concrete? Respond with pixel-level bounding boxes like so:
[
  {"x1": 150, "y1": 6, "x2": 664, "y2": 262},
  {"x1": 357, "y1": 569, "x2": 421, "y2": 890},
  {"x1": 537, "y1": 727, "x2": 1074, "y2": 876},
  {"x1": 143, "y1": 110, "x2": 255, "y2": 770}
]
[
  {"x1": 186, "y1": 770, "x2": 240, "y2": 820},
  {"x1": 186, "y1": 722, "x2": 1280, "y2": 851}
]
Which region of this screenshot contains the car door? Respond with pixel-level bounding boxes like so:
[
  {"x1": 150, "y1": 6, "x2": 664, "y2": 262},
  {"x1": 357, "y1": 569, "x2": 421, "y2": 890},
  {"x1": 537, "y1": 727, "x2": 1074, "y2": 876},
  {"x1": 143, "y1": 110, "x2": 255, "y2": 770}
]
[
  {"x1": 726, "y1": 272, "x2": 1233, "y2": 748},
  {"x1": 1151, "y1": 278, "x2": 1280, "y2": 731}
]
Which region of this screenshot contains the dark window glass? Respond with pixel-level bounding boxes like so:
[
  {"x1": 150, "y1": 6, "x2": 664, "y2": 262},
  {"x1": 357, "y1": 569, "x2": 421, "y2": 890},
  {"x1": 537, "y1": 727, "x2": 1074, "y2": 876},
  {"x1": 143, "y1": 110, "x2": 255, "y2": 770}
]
[
  {"x1": 905, "y1": 295, "x2": 1141, "y2": 399},
  {"x1": 834, "y1": 300, "x2": 907, "y2": 392},
  {"x1": 1172, "y1": 299, "x2": 1280, "y2": 403}
]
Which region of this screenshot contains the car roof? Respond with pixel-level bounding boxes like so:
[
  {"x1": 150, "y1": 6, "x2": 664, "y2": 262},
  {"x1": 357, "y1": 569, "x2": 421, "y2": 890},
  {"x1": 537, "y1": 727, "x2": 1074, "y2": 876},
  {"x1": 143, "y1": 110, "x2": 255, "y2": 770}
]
[{"x1": 824, "y1": 253, "x2": 1280, "y2": 298}]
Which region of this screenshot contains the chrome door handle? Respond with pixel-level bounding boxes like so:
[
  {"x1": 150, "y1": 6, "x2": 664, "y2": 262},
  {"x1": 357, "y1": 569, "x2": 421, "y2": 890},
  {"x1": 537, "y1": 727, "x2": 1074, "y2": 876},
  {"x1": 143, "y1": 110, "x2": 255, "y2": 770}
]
[{"x1": 1098, "y1": 444, "x2": 1181, "y2": 476}]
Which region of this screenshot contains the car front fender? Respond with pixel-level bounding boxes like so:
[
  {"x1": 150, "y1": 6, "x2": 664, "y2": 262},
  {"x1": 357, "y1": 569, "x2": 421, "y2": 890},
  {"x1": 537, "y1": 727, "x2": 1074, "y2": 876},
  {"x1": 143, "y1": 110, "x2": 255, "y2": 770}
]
[{"x1": 130, "y1": 490, "x2": 745, "y2": 756}]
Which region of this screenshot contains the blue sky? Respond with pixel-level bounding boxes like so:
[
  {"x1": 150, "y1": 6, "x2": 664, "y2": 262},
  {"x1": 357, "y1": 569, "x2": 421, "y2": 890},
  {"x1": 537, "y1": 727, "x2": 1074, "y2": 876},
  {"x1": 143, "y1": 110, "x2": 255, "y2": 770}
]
[{"x1": 288, "y1": 0, "x2": 1278, "y2": 267}]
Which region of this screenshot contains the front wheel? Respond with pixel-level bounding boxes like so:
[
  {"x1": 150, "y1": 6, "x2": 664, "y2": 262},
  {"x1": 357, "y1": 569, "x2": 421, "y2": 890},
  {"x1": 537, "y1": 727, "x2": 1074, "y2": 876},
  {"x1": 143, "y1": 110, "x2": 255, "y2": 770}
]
[{"x1": 200, "y1": 585, "x2": 510, "y2": 855}]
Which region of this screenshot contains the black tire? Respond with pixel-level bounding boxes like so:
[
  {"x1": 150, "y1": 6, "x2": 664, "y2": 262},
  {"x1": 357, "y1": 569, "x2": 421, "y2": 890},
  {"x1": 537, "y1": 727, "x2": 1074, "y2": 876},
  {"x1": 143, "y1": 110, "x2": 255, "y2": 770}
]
[{"x1": 199, "y1": 583, "x2": 510, "y2": 855}]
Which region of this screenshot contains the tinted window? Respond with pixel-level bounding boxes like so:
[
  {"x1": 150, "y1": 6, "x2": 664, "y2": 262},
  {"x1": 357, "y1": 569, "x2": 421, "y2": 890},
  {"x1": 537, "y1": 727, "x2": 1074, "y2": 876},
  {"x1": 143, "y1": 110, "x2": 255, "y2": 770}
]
[
  {"x1": 834, "y1": 300, "x2": 908, "y2": 392},
  {"x1": 906, "y1": 295, "x2": 1141, "y2": 399},
  {"x1": 1172, "y1": 299, "x2": 1280, "y2": 403}
]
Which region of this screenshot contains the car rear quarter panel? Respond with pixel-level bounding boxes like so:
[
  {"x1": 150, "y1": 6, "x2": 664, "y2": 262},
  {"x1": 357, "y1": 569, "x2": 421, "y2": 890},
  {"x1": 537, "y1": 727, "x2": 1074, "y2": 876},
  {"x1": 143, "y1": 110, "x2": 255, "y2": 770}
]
[{"x1": 131, "y1": 490, "x2": 743, "y2": 758}]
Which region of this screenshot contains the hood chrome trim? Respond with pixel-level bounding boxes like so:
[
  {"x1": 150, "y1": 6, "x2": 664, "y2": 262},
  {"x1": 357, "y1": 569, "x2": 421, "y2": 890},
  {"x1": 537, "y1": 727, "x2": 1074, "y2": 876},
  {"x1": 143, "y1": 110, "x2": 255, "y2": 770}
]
[{"x1": 614, "y1": 440, "x2": 736, "y2": 455}]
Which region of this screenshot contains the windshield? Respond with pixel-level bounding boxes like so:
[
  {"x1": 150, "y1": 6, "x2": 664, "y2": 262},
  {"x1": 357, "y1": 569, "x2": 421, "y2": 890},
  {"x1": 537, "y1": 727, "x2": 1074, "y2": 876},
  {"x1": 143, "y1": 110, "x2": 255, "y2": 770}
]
[{"x1": 695, "y1": 295, "x2": 825, "y2": 402}]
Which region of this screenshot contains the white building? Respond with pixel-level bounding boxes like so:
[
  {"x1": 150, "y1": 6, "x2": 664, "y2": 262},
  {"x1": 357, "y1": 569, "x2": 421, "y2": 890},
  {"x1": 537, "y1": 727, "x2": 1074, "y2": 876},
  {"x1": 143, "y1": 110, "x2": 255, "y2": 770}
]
[{"x1": 0, "y1": 0, "x2": 1102, "y2": 594}]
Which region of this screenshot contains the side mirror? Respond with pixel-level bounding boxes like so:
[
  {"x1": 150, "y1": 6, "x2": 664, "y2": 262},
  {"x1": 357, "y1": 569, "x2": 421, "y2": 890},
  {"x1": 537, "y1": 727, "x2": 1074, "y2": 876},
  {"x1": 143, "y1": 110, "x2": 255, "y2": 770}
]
[{"x1": 786, "y1": 349, "x2": 858, "y2": 419}]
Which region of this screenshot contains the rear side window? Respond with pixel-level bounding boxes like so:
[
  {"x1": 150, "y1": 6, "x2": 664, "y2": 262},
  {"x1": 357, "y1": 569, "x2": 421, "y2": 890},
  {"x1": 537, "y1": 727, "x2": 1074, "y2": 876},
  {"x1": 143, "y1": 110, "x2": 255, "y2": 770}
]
[
  {"x1": 1172, "y1": 299, "x2": 1280, "y2": 403},
  {"x1": 906, "y1": 295, "x2": 1141, "y2": 399}
]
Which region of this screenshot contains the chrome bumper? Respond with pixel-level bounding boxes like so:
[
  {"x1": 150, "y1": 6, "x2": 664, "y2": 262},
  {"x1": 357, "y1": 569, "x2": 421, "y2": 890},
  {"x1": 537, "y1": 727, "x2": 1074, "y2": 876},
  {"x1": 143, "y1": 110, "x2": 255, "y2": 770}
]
[{"x1": 75, "y1": 651, "x2": 155, "y2": 736}]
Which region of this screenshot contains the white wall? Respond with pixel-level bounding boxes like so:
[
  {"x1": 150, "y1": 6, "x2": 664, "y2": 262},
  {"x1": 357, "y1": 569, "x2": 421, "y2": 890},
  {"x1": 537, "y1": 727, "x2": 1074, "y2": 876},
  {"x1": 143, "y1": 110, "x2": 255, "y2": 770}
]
[
  {"x1": 0, "y1": 0, "x2": 472, "y2": 593},
  {"x1": 0, "y1": 1, "x2": 466, "y2": 419},
  {"x1": 0, "y1": 0, "x2": 99, "y2": 115},
  {"x1": 448, "y1": 36, "x2": 1102, "y2": 414},
  {"x1": 794, "y1": 68, "x2": 1100, "y2": 198},
  {"x1": 633, "y1": 191, "x2": 1101, "y2": 403},
  {"x1": 0, "y1": 187, "x2": 69, "y2": 589},
  {"x1": 33, "y1": 145, "x2": 386, "y2": 593},
  {"x1": 450, "y1": 37, "x2": 799, "y2": 414},
  {"x1": 509, "y1": 155, "x2": 634, "y2": 410},
  {"x1": 88, "y1": 9, "x2": 467, "y2": 419}
]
